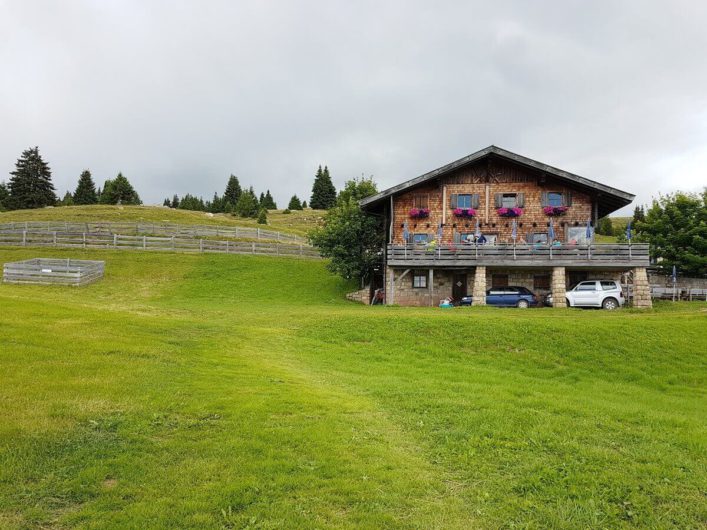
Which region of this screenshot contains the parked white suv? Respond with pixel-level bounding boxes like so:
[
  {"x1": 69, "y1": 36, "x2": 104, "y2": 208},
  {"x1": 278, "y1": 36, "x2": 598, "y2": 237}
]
[{"x1": 546, "y1": 280, "x2": 625, "y2": 310}]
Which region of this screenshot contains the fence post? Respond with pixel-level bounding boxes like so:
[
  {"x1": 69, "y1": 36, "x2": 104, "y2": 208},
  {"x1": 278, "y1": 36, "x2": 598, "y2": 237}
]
[
  {"x1": 257, "y1": 228, "x2": 260, "y2": 240},
  {"x1": 235, "y1": 227, "x2": 239, "y2": 238},
  {"x1": 22, "y1": 230, "x2": 26, "y2": 246},
  {"x1": 143, "y1": 235, "x2": 147, "y2": 249},
  {"x1": 54, "y1": 231, "x2": 57, "y2": 247},
  {"x1": 200, "y1": 239, "x2": 203, "y2": 252},
  {"x1": 276, "y1": 244, "x2": 279, "y2": 256},
  {"x1": 172, "y1": 236, "x2": 175, "y2": 251},
  {"x1": 252, "y1": 242, "x2": 255, "y2": 254},
  {"x1": 114, "y1": 234, "x2": 117, "y2": 248},
  {"x1": 83, "y1": 233, "x2": 86, "y2": 248},
  {"x1": 226, "y1": 240, "x2": 229, "y2": 253},
  {"x1": 299, "y1": 244, "x2": 303, "y2": 256}
]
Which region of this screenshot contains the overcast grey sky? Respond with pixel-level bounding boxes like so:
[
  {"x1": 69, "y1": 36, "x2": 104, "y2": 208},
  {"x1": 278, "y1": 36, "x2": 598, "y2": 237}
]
[{"x1": 1, "y1": 0, "x2": 706, "y2": 213}]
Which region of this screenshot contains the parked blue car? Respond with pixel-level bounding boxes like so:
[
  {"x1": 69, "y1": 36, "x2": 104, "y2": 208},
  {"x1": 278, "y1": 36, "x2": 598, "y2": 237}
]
[{"x1": 460, "y1": 286, "x2": 539, "y2": 308}]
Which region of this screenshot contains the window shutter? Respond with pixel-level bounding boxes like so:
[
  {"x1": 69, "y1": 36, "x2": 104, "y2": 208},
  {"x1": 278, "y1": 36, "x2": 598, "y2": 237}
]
[
  {"x1": 472, "y1": 193, "x2": 480, "y2": 209},
  {"x1": 494, "y1": 193, "x2": 502, "y2": 208},
  {"x1": 517, "y1": 193, "x2": 525, "y2": 207},
  {"x1": 564, "y1": 192, "x2": 573, "y2": 207},
  {"x1": 450, "y1": 194, "x2": 458, "y2": 209},
  {"x1": 541, "y1": 192, "x2": 548, "y2": 207}
]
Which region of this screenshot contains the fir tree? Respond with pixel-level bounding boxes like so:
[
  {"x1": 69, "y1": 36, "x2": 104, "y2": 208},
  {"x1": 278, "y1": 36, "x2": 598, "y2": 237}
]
[
  {"x1": 258, "y1": 192, "x2": 265, "y2": 208},
  {"x1": 287, "y1": 195, "x2": 303, "y2": 210},
  {"x1": 163, "y1": 198, "x2": 171, "y2": 207},
  {"x1": 234, "y1": 188, "x2": 259, "y2": 218},
  {"x1": 224, "y1": 175, "x2": 242, "y2": 205},
  {"x1": 261, "y1": 189, "x2": 277, "y2": 210},
  {"x1": 171, "y1": 194, "x2": 180, "y2": 208},
  {"x1": 257, "y1": 208, "x2": 268, "y2": 224},
  {"x1": 7, "y1": 146, "x2": 57, "y2": 209},
  {"x1": 60, "y1": 191, "x2": 74, "y2": 206},
  {"x1": 73, "y1": 170, "x2": 98, "y2": 205},
  {"x1": 309, "y1": 165, "x2": 336, "y2": 209},
  {"x1": 0, "y1": 182, "x2": 9, "y2": 211},
  {"x1": 633, "y1": 205, "x2": 646, "y2": 224},
  {"x1": 210, "y1": 192, "x2": 224, "y2": 213},
  {"x1": 302, "y1": 200, "x2": 307, "y2": 209},
  {"x1": 99, "y1": 173, "x2": 141, "y2": 205}
]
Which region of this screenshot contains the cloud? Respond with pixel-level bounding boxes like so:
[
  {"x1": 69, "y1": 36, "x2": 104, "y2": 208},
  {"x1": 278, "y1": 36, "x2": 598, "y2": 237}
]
[{"x1": 1, "y1": 0, "x2": 705, "y2": 213}]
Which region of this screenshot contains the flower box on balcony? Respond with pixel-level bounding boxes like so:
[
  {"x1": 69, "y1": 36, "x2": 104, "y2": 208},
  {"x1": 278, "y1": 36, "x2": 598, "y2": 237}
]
[
  {"x1": 453, "y1": 208, "x2": 477, "y2": 218},
  {"x1": 409, "y1": 208, "x2": 430, "y2": 219},
  {"x1": 543, "y1": 206, "x2": 569, "y2": 216},
  {"x1": 497, "y1": 207, "x2": 523, "y2": 218}
]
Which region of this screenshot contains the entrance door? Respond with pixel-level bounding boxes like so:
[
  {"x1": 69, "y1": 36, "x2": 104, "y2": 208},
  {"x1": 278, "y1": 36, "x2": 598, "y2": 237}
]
[{"x1": 452, "y1": 273, "x2": 467, "y2": 300}]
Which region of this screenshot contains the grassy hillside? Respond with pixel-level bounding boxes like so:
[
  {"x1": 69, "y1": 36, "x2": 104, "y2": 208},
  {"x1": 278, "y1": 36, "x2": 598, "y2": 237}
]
[
  {"x1": 0, "y1": 247, "x2": 705, "y2": 528},
  {"x1": 0, "y1": 205, "x2": 325, "y2": 237}
]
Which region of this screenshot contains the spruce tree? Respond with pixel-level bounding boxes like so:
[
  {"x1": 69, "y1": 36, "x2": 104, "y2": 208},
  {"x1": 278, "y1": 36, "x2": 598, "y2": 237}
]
[
  {"x1": 99, "y1": 173, "x2": 141, "y2": 205},
  {"x1": 309, "y1": 165, "x2": 336, "y2": 209},
  {"x1": 60, "y1": 191, "x2": 74, "y2": 206},
  {"x1": 288, "y1": 195, "x2": 303, "y2": 210},
  {"x1": 258, "y1": 192, "x2": 265, "y2": 208},
  {"x1": 302, "y1": 200, "x2": 307, "y2": 209},
  {"x1": 0, "y1": 182, "x2": 9, "y2": 211},
  {"x1": 8, "y1": 146, "x2": 57, "y2": 209},
  {"x1": 163, "y1": 198, "x2": 171, "y2": 207},
  {"x1": 224, "y1": 175, "x2": 242, "y2": 205},
  {"x1": 257, "y1": 208, "x2": 268, "y2": 224},
  {"x1": 73, "y1": 170, "x2": 98, "y2": 205},
  {"x1": 262, "y1": 189, "x2": 277, "y2": 210},
  {"x1": 171, "y1": 194, "x2": 180, "y2": 208},
  {"x1": 234, "y1": 189, "x2": 259, "y2": 218}
]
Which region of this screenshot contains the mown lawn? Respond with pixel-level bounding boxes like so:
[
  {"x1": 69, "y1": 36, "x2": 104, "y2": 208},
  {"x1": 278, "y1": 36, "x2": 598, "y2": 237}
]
[
  {"x1": 0, "y1": 205, "x2": 324, "y2": 236},
  {"x1": 0, "y1": 248, "x2": 705, "y2": 528}
]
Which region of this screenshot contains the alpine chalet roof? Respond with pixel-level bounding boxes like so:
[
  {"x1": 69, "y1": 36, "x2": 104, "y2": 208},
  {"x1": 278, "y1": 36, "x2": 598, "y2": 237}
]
[{"x1": 360, "y1": 146, "x2": 635, "y2": 217}]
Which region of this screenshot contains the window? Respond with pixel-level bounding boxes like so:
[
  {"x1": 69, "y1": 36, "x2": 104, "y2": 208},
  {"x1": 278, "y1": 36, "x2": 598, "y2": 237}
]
[
  {"x1": 412, "y1": 272, "x2": 427, "y2": 288},
  {"x1": 534, "y1": 275, "x2": 551, "y2": 290},
  {"x1": 412, "y1": 233, "x2": 429, "y2": 245},
  {"x1": 575, "y1": 281, "x2": 597, "y2": 291},
  {"x1": 567, "y1": 226, "x2": 589, "y2": 245},
  {"x1": 548, "y1": 192, "x2": 563, "y2": 207},
  {"x1": 457, "y1": 194, "x2": 472, "y2": 208},
  {"x1": 492, "y1": 274, "x2": 509, "y2": 287},
  {"x1": 457, "y1": 232, "x2": 474, "y2": 243},
  {"x1": 530, "y1": 233, "x2": 548, "y2": 244},
  {"x1": 501, "y1": 193, "x2": 517, "y2": 208},
  {"x1": 601, "y1": 281, "x2": 618, "y2": 291},
  {"x1": 413, "y1": 194, "x2": 428, "y2": 209}
]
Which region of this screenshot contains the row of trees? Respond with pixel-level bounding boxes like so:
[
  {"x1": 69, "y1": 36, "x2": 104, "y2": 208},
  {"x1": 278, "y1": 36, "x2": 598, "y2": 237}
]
[{"x1": 0, "y1": 147, "x2": 141, "y2": 211}]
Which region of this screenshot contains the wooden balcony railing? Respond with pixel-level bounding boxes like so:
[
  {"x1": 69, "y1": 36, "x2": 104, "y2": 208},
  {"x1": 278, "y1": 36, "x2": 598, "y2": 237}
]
[{"x1": 387, "y1": 243, "x2": 649, "y2": 268}]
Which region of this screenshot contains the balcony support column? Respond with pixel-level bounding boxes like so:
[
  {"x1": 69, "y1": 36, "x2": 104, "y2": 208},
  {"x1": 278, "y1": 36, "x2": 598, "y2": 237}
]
[
  {"x1": 472, "y1": 266, "x2": 486, "y2": 306},
  {"x1": 551, "y1": 266, "x2": 567, "y2": 308},
  {"x1": 632, "y1": 267, "x2": 652, "y2": 308}
]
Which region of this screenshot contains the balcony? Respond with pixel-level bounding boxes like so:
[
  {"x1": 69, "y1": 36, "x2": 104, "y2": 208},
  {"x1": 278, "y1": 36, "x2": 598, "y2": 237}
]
[{"x1": 387, "y1": 243, "x2": 649, "y2": 268}]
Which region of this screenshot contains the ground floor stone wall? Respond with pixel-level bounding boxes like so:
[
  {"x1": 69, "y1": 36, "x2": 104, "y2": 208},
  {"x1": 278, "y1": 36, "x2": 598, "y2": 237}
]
[
  {"x1": 387, "y1": 265, "x2": 632, "y2": 307},
  {"x1": 649, "y1": 272, "x2": 707, "y2": 289}
]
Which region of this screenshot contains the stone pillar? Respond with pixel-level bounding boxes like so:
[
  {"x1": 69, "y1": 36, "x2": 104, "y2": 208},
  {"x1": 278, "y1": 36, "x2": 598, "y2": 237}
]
[
  {"x1": 472, "y1": 266, "x2": 487, "y2": 306},
  {"x1": 632, "y1": 267, "x2": 652, "y2": 308},
  {"x1": 551, "y1": 266, "x2": 567, "y2": 308}
]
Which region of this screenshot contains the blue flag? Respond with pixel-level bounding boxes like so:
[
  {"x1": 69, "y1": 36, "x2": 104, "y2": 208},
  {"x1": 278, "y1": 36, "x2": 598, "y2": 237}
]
[
  {"x1": 474, "y1": 218, "x2": 481, "y2": 238},
  {"x1": 548, "y1": 219, "x2": 555, "y2": 242},
  {"x1": 672, "y1": 265, "x2": 677, "y2": 283},
  {"x1": 626, "y1": 221, "x2": 632, "y2": 241},
  {"x1": 402, "y1": 221, "x2": 409, "y2": 243},
  {"x1": 437, "y1": 222, "x2": 443, "y2": 241},
  {"x1": 511, "y1": 219, "x2": 517, "y2": 241},
  {"x1": 585, "y1": 218, "x2": 593, "y2": 241}
]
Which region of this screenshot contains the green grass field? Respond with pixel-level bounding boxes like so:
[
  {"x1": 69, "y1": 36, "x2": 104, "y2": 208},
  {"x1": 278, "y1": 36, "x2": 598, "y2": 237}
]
[
  {"x1": 0, "y1": 205, "x2": 325, "y2": 237},
  {"x1": 0, "y1": 247, "x2": 705, "y2": 528}
]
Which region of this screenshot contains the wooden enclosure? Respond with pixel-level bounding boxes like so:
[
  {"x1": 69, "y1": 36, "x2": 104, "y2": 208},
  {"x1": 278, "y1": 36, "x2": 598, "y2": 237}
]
[{"x1": 3, "y1": 258, "x2": 105, "y2": 286}]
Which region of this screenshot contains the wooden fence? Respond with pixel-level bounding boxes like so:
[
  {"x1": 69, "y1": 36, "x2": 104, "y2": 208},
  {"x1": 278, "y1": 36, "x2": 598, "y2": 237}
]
[
  {"x1": 3, "y1": 258, "x2": 105, "y2": 286},
  {"x1": 0, "y1": 221, "x2": 309, "y2": 245},
  {"x1": 0, "y1": 230, "x2": 321, "y2": 259}
]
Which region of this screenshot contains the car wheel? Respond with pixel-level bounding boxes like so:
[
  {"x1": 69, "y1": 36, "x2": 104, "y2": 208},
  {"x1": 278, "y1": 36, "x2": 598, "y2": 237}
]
[
  {"x1": 602, "y1": 297, "x2": 618, "y2": 310},
  {"x1": 517, "y1": 299, "x2": 529, "y2": 308}
]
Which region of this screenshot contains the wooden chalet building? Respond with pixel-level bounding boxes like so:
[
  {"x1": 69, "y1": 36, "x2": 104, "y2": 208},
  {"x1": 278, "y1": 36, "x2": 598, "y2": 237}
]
[{"x1": 360, "y1": 146, "x2": 652, "y2": 308}]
